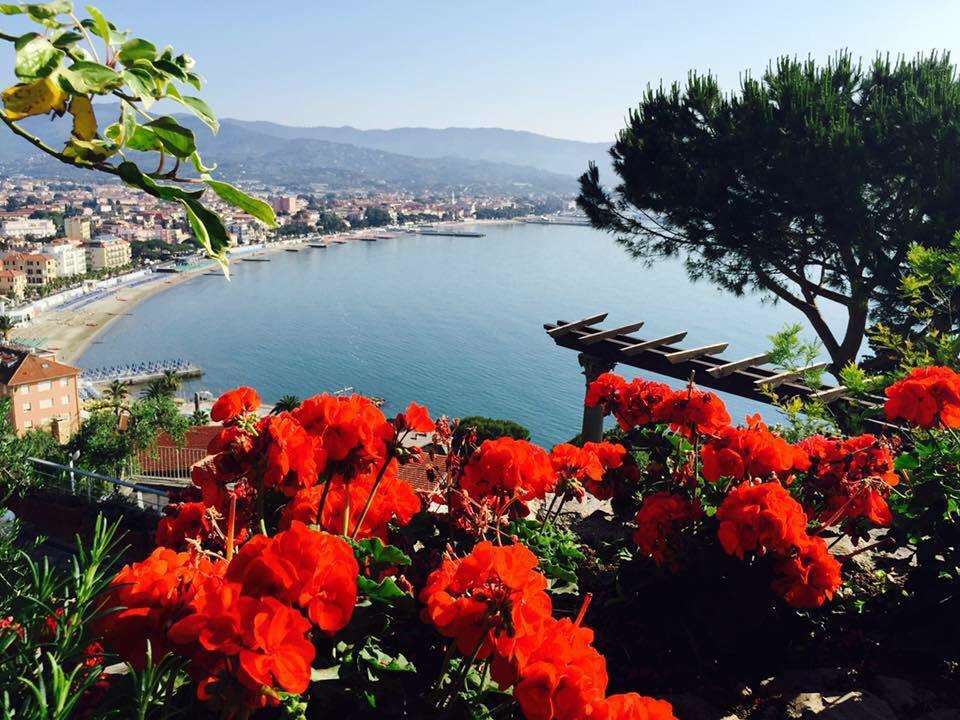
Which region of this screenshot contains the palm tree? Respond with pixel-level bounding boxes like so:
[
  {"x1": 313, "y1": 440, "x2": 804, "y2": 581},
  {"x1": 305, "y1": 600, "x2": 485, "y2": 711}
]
[
  {"x1": 140, "y1": 378, "x2": 171, "y2": 401},
  {"x1": 105, "y1": 379, "x2": 130, "y2": 416},
  {"x1": 271, "y1": 395, "x2": 301, "y2": 414},
  {"x1": 190, "y1": 408, "x2": 211, "y2": 426},
  {"x1": 161, "y1": 369, "x2": 181, "y2": 395},
  {"x1": 0, "y1": 315, "x2": 14, "y2": 342}
]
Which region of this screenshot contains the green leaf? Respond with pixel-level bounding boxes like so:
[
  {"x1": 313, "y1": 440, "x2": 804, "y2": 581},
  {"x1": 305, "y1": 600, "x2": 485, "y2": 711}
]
[
  {"x1": 167, "y1": 90, "x2": 218, "y2": 133},
  {"x1": 152, "y1": 57, "x2": 187, "y2": 82},
  {"x1": 50, "y1": 29, "x2": 82, "y2": 48},
  {"x1": 84, "y1": 5, "x2": 110, "y2": 45},
  {"x1": 894, "y1": 454, "x2": 920, "y2": 471},
  {"x1": 357, "y1": 575, "x2": 407, "y2": 603},
  {"x1": 310, "y1": 665, "x2": 341, "y2": 682},
  {"x1": 117, "y1": 37, "x2": 156, "y2": 65},
  {"x1": 353, "y1": 537, "x2": 412, "y2": 566},
  {"x1": 122, "y1": 67, "x2": 156, "y2": 105},
  {"x1": 122, "y1": 124, "x2": 162, "y2": 152},
  {"x1": 60, "y1": 60, "x2": 121, "y2": 93},
  {"x1": 62, "y1": 136, "x2": 115, "y2": 163},
  {"x1": 179, "y1": 197, "x2": 231, "y2": 271},
  {"x1": 202, "y1": 178, "x2": 277, "y2": 227},
  {"x1": 15, "y1": 34, "x2": 64, "y2": 80},
  {"x1": 145, "y1": 115, "x2": 195, "y2": 157},
  {"x1": 189, "y1": 150, "x2": 216, "y2": 174},
  {"x1": 118, "y1": 161, "x2": 204, "y2": 202}
]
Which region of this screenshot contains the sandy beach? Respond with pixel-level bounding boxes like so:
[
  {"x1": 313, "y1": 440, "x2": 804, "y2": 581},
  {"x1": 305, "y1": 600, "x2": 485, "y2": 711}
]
[{"x1": 11, "y1": 268, "x2": 209, "y2": 365}]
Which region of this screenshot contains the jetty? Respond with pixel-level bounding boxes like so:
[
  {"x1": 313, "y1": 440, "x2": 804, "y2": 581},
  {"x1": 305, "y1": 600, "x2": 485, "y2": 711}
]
[
  {"x1": 419, "y1": 229, "x2": 485, "y2": 238},
  {"x1": 80, "y1": 358, "x2": 202, "y2": 387}
]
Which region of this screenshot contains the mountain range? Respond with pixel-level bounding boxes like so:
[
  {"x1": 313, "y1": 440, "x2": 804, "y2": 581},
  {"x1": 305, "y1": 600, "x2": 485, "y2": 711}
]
[{"x1": 0, "y1": 105, "x2": 610, "y2": 194}]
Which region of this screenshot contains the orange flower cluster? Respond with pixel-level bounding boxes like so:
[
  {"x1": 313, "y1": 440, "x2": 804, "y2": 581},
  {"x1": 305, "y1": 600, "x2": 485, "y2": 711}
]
[
  {"x1": 701, "y1": 415, "x2": 809, "y2": 483},
  {"x1": 585, "y1": 372, "x2": 730, "y2": 436},
  {"x1": 280, "y1": 459, "x2": 421, "y2": 540},
  {"x1": 884, "y1": 365, "x2": 960, "y2": 428},
  {"x1": 461, "y1": 437, "x2": 557, "y2": 505},
  {"x1": 97, "y1": 548, "x2": 223, "y2": 669},
  {"x1": 174, "y1": 388, "x2": 424, "y2": 550},
  {"x1": 101, "y1": 522, "x2": 359, "y2": 712},
  {"x1": 798, "y1": 434, "x2": 899, "y2": 527},
  {"x1": 717, "y1": 481, "x2": 842, "y2": 608},
  {"x1": 716, "y1": 481, "x2": 808, "y2": 559},
  {"x1": 549, "y1": 441, "x2": 626, "y2": 501},
  {"x1": 632, "y1": 492, "x2": 701, "y2": 567},
  {"x1": 420, "y1": 542, "x2": 676, "y2": 720}
]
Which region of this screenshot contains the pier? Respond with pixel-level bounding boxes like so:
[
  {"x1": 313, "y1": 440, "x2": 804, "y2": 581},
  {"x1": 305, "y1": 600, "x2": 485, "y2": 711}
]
[
  {"x1": 80, "y1": 358, "x2": 203, "y2": 387},
  {"x1": 419, "y1": 229, "x2": 485, "y2": 238}
]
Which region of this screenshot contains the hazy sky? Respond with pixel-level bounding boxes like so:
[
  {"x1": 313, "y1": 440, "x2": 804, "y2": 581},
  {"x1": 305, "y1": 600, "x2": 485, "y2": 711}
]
[{"x1": 10, "y1": 1, "x2": 960, "y2": 141}]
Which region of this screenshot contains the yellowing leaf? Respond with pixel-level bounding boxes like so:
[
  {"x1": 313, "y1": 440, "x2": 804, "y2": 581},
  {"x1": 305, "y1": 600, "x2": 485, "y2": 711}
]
[
  {"x1": 1, "y1": 76, "x2": 67, "y2": 120},
  {"x1": 68, "y1": 94, "x2": 97, "y2": 140}
]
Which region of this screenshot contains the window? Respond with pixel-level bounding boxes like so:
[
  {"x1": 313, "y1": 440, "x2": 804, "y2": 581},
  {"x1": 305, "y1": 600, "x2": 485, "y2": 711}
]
[
  {"x1": 38, "y1": 398, "x2": 53, "y2": 409},
  {"x1": 36, "y1": 381, "x2": 51, "y2": 392},
  {"x1": 61, "y1": 396, "x2": 69, "y2": 406},
  {"x1": 17, "y1": 384, "x2": 29, "y2": 394},
  {"x1": 59, "y1": 379, "x2": 67, "y2": 387},
  {"x1": 21, "y1": 402, "x2": 30, "y2": 411},
  {"x1": 23, "y1": 420, "x2": 32, "y2": 428}
]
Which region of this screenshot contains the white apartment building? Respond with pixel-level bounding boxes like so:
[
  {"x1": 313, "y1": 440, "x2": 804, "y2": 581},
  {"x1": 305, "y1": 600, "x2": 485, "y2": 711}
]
[
  {"x1": 64, "y1": 216, "x2": 91, "y2": 242},
  {"x1": 84, "y1": 235, "x2": 132, "y2": 271},
  {"x1": 2, "y1": 218, "x2": 56, "y2": 239},
  {"x1": 43, "y1": 242, "x2": 87, "y2": 277}
]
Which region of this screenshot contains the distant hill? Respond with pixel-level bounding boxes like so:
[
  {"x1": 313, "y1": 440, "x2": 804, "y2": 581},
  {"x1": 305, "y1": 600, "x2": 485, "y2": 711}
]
[
  {"x1": 0, "y1": 106, "x2": 607, "y2": 193},
  {"x1": 227, "y1": 122, "x2": 611, "y2": 177}
]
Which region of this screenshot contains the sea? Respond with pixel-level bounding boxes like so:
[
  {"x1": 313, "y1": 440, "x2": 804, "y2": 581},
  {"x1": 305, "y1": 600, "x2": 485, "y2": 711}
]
[{"x1": 78, "y1": 222, "x2": 847, "y2": 446}]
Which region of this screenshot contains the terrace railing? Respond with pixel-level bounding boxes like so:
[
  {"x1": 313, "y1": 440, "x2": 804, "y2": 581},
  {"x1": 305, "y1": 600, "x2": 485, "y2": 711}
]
[{"x1": 28, "y1": 457, "x2": 170, "y2": 513}]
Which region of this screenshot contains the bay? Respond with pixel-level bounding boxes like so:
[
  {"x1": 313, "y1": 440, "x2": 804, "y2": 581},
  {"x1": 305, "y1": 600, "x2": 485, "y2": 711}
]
[{"x1": 78, "y1": 222, "x2": 847, "y2": 446}]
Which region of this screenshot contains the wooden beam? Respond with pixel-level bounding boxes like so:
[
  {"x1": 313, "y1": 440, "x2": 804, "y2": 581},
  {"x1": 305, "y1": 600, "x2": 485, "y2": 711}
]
[
  {"x1": 547, "y1": 313, "x2": 608, "y2": 337},
  {"x1": 807, "y1": 386, "x2": 848, "y2": 403},
  {"x1": 580, "y1": 321, "x2": 646, "y2": 345},
  {"x1": 665, "y1": 342, "x2": 728, "y2": 364},
  {"x1": 620, "y1": 331, "x2": 688, "y2": 356},
  {"x1": 755, "y1": 362, "x2": 829, "y2": 388},
  {"x1": 707, "y1": 353, "x2": 770, "y2": 378}
]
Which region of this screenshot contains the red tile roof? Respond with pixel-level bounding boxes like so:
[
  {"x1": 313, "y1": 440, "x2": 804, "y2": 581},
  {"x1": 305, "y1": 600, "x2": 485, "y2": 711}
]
[{"x1": 0, "y1": 345, "x2": 78, "y2": 387}]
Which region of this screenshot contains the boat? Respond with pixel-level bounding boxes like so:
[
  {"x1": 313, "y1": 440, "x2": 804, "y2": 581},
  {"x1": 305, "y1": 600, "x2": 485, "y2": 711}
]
[
  {"x1": 284, "y1": 248, "x2": 300, "y2": 252},
  {"x1": 242, "y1": 257, "x2": 271, "y2": 262},
  {"x1": 308, "y1": 243, "x2": 328, "y2": 248}
]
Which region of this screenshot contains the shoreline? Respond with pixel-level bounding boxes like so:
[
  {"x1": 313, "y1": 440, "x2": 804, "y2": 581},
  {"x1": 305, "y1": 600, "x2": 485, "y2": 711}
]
[{"x1": 12, "y1": 221, "x2": 520, "y2": 365}]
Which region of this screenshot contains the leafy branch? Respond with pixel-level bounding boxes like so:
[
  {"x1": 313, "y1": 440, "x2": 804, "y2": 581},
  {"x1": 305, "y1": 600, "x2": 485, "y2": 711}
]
[{"x1": 0, "y1": 1, "x2": 277, "y2": 273}]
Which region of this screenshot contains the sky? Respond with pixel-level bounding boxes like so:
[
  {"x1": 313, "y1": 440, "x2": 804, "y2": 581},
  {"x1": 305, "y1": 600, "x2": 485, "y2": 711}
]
[{"x1": 8, "y1": 0, "x2": 960, "y2": 141}]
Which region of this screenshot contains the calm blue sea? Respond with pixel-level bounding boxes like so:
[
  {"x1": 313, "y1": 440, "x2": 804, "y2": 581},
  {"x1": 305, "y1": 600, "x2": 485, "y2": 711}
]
[{"x1": 78, "y1": 223, "x2": 846, "y2": 446}]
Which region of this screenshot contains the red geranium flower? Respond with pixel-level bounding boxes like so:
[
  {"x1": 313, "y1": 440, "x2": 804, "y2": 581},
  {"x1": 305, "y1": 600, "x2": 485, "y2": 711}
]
[
  {"x1": 580, "y1": 441, "x2": 627, "y2": 500},
  {"x1": 398, "y1": 402, "x2": 434, "y2": 432},
  {"x1": 98, "y1": 548, "x2": 224, "y2": 669},
  {"x1": 420, "y1": 542, "x2": 552, "y2": 674},
  {"x1": 716, "y1": 481, "x2": 808, "y2": 558},
  {"x1": 294, "y1": 394, "x2": 393, "y2": 468},
  {"x1": 584, "y1": 372, "x2": 628, "y2": 410},
  {"x1": 256, "y1": 412, "x2": 324, "y2": 495},
  {"x1": 601, "y1": 693, "x2": 678, "y2": 720},
  {"x1": 884, "y1": 365, "x2": 960, "y2": 428},
  {"x1": 701, "y1": 415, "x2": 810, "y2": 483},
  {"x1": 771, "y1": 536, "x2": 842, "y2": 608},
  {"x1": 156, "y1": 501, "x2": 212, "y2": 550},
  {"x1": 225, "y1": 521, "x2": 358, "y2": 633},
  {"x1": 631, "y1": 492, "x2": 700, "y2": 567},
  {"x1": 653, "y1": 387, "x2": 731, "y2": 437},
  {"x1": 461, "y1": 437, "x2": 557, "y2": 504},
  {"x1": 167, "y1": 580, "x2": 315, "y2": 707},
  {"x1": 513, "y1": 617, "x2": 608, "y2": 720},
  {"x1": 211, "y1": 387, "x2": 261, "y2": 424},
  {"x1": 797, "y1": 434, "x2": 899, "y2": 527},
  {"x1": 281, "y1": 459, "x2": 421, "y2": 539}
]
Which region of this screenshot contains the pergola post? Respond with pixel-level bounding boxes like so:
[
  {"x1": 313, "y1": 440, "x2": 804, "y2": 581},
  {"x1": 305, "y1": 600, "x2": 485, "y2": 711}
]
[{"x1": 578, "y1": 352, "x2": 616, "y2": 442}]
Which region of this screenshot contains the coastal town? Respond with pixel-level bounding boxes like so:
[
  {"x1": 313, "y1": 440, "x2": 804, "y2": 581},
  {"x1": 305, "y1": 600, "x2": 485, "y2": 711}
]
[{"x1": 0, "y1": 174, "x2": 578, "y2": 440}]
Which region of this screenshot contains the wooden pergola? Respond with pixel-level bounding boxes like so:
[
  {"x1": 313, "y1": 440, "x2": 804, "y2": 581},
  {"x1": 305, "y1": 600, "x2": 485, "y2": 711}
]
[{"x1": 544, "y1": 313, "x2": 895, "y2": 440}]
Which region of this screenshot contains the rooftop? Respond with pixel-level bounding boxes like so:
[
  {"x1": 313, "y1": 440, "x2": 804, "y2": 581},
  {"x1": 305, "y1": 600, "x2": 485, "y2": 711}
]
[{"x1": 0, "y1": 344, "x2": 78, "y2": 387}]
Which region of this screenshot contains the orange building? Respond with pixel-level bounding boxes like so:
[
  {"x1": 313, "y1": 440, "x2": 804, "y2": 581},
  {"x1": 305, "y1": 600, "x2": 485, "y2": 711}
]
[{"x1": 0, "y1": 344, "x2": 81, "y2": 441}]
